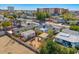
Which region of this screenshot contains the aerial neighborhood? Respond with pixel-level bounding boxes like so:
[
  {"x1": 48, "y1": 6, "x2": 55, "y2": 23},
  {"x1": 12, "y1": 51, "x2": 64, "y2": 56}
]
[{"x1": 0, "y1": 5, "x2": 79, "y2": 54}]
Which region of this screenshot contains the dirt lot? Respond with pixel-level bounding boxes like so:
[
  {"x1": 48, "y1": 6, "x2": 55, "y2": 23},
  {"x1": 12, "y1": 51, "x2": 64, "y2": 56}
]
[
  {"x1": 0, "y1": 35, "x2": 35, "y2": 54},
  {"x1": 27, "y1": 37, "x2": 42, "y2": 50}
]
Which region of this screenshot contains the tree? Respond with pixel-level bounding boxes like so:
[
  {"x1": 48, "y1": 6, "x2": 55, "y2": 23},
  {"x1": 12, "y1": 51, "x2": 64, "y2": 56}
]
[
  {"x1": 47, "y1": 29, "x2": 54, "y2": 38},
  {"x1": 36, "y1": 12, "x2": 45, "y2": 21},
  {"x1": 2, "y1": 21, "x2": 12, "y2": 27},
  {"x1": 36, "y1": 12, "x2": 50, "y2": 21},
  {"x1": 45, "y1": 12, "x2": 50, "y2": 18},
  {"x1": 60, "y1": 13, "x2": 78, "y2": 21},
  {"x1": 12, "y1": 14, "x2": 17, "y2": 18},
  {"x1": 40, "y1": 39, "x2": 77, "y2": 54}
]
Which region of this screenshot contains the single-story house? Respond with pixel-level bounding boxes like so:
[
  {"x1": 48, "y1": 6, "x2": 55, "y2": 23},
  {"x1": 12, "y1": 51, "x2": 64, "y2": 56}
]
[
  {"x1": 26, "y1": 16, "x2": 36, "y2": 19},
  {"x1": 45, "y1": 18, "x2": 55, "y2": 22},
  {"x1": 3, "y1": 17, "x2": 10, "y2": 21},
  {"x1": 45, "y1": 22, "x2": 66, "y2": 33},
  {"x1": 55, "y1": 29, "x2": 79, "y2": 47},
  {"x1": 45, "y1": 18, "x2": 67, "y2": 24},
  {"x1": 55, "y1": 18, "x2": 67, "y2": 24},
  {"x1": 45, "y1": 22, "x2": 70, "y2": 29},
  {"x1": 21, "y1": 21, "x2": 40, "y2": 30},
  {"x1": 20, "y1": 30, "x2": 35, "y2": 40},
  {"x1": 13, "y1": 20, "x2": 21, "y2": 27},
  {"x1": 35, "y1": 23, "x2": 50, "y2": 32},
  {"x1": 16, "y1": 18, "x2": 25, "y2": 21},
  {"x1": 50, "y1": 25, "x2": 63, "y2": 33},
  {"x1": 12, "y1": 28, "x2": 20, "y2": 35},
  {"x1": 39, "y1": 28, "x2": 48, "y2": 32},
  {"x1": 12, "y1": 27, "x2": 26, "y2": 35}
]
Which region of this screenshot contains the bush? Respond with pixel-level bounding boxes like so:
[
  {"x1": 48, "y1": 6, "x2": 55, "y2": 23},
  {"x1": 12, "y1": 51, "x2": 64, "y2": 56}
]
[
  {"x1": 2, "y1": 21, "x2": 12, "y2": 27},
  {"x1": 40, "y1": 39, "x2": 77, "y2": 54},
  {"x1": 70, "y1": 25, "x2": 79, "y2": 31}
]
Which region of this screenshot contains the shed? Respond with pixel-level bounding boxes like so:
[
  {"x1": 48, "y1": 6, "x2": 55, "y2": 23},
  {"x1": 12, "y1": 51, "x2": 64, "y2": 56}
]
[{"x1": 39, "y1": 33, "x2": 48, "y2": 39}]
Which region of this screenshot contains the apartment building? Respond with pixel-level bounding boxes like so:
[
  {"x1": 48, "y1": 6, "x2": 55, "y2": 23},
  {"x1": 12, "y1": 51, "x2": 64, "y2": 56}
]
[{"x1": 37, "y1": 8, "x2": 69, "y2": 15}]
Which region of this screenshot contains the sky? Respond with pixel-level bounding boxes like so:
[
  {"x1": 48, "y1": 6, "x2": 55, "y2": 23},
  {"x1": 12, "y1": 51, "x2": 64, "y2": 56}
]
[{"x1": 0, "y1": 4, "x2": 79, "y2": 10}]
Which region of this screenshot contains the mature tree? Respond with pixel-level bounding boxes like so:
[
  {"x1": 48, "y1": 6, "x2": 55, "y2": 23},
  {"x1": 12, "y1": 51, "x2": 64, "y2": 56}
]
[
  {"x1": 45, "y1": 12, "x2": 50, "y2": 18},
  {"x1": 40, "y1": 39, "x2": 77, "y2": 54},
  {"x1": 36, "y1": 12, "x2": 45, "y2": 21},
  {"x1": 36, "y1": 12, "x2": 50, "y2": 21}
]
